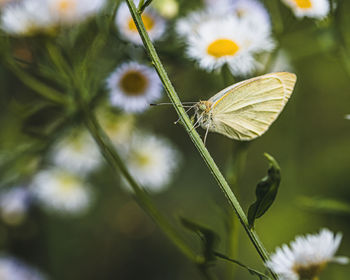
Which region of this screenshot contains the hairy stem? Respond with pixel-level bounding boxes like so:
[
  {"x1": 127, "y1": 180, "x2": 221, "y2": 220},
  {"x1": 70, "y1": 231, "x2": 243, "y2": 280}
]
[{"x1": 125, "y1": 0, "x2": 278, "y2": 279}]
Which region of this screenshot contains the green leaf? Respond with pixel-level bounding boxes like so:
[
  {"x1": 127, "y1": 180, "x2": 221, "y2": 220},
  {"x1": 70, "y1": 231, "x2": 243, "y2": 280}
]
[
  {"x1": 214, "y1": 252, "x2": 271, "y2": 280},
  {"x1": 297, "y1": 196, "x2": 350, "y2": 215},
  {"x1": 180, "y1": 217, "x2": 219, "y2": 263},
  {"x1": 247, "y1": 153, "x2": 281, "y2": 228}
]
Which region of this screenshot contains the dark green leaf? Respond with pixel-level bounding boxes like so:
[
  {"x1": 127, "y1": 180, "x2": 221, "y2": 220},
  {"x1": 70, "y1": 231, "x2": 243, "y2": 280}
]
[
  {"x1": 180, "y1": 217, "x2": 219, "y2": 263},
  {"x1": 247, "y1": 153, "x2": 281, "y2": 228}
]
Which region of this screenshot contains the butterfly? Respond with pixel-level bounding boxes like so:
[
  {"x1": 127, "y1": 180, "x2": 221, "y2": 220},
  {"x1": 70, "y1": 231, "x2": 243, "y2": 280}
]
[{"x1": 193, "y1": 72, "x2": 297, "y2": 143}]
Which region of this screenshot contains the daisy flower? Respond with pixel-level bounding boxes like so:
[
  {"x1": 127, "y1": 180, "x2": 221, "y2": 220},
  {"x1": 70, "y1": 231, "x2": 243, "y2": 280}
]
[
  {"x1": 30, "y1": 168, "x2": 93, "y2": 215},
  {"x1": 47, "y1": 0, "x2": 107, "y2": 25},
  {"x1": 266, "y1": 228, "x2": 349, "y2": 280},
  {"x1": 0, "y1": 187, "x2": 31, "y2": 226},
  {"x1": 50, "y1": 128, "x2": 101, "y2": 175},
  {"x1": 281, "y1": 0, "x2": 330, "y2": 19},
  {"x1": 115, "y1": 1, "x2": 166, "y2": 45},
  {"x1": 106, "y1": 62, "x2": 163, "y2": 113},
  {"x1": 1, "y1": 0, "x2": 52, "y2": 36},
  {"x1": 153, "y1": 0, "x2": 179, "y2": 19},
  {"x1": 185, "y1": 15, "x2": 275, "y2": 76},
  {"x1": 232, "y1": 0, "x2": 272, "y2": 34},
  {"x1": 96, "y1": 108, "x2": 135, "y2": 148},
  {"x1": 122, "y1": 132, "x2": 180, "y2": 192},
  {"x1": 0, "y1": 255, "x2": 46, "y2": 280}
]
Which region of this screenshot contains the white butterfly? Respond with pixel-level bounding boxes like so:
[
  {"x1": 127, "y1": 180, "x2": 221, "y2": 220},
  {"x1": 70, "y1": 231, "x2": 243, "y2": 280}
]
[{"x1": 194, "y1": 72, "x2": 297, "y2": 143}]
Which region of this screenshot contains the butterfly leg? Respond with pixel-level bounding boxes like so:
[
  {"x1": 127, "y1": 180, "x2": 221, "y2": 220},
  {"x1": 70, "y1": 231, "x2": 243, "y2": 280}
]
[{"x1": 203, "y1": 120, "x2": 211, "y2": 146}]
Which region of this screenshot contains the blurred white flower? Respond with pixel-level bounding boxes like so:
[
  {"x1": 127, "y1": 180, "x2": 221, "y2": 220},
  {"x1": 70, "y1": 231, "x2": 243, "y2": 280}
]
[
  {"x1": 96, "y1": 109, "x2": 135, "y2": 147},
  {"x1": 47, "y1": 0, "x2": 106, "y2": 25},
  {"x1": 344, "y1": 114, "x2": 350, "y2": 120},
  {"x1": 232, "y1": 0, "x2": 272, "y2": 34},
  {"x1": 0, "y1": 255, "x2": 46, "y2": 280},
  {"x1": 185, "y1": 15, "x2": 275, "y2": 76},
  {"x1": 178, "y1": 0, "x2": 271, "y2": 38},
  {"x1": 106, "y1": 62, "x2": 162, "y2": 113},
  {"x1": 266, "y1": 228, "x2": 349, "y2": 280},
  {"x1": 1, "y1": 0, "x2": 51, "y2": 35},
  {"x1": 123, "y1": 132, "x2": 180, "y2": 192},
  {"x1": 281, "y1": 0, "x2": 330, "y2": 19},
  {"x1": 0, "y1": 187, "x2": 31, "y2": 226},
  {"x1": 50, "y1": 129, "x2": 101, "y2": 175},
  {"x1": 30, "y1": 168, "x2": 93, "y2": 215},
  {"x1": 115, "y1": 1, "x2": 166, "y2": 45},
  {"x1": 153, "y1": 0, "x2": 179, "y2": 19},
  {"x1": 1, "y1": 0, "x2": 106, "y2": 35}
]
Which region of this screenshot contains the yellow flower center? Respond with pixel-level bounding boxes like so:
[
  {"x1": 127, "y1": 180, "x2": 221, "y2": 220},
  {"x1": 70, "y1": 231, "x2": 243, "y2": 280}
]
[
  {"x1": 119, "y1": 70, "x2": 149, "y2": 96},
  {"x1": 58, "y1": 174, "x2": 79, "y2": 194},
  {"x1": 57, "y1": 0, "x2": 76, "y2": 13},
  {"x1": 293, "y1": 262, "x2": 326, "y2": 280},
  {"x1": 207, "y1": 39, "x2": 240, "y2": 58},
  {"x1": 128, "y1": 14, "x2": 155, "y2": 32},
  {"x1": 293, "y1": 0, "x2": 312, "y2": 9},
  {"x1": 135, "y1": 152, "x2": 152, "y2": 167}
]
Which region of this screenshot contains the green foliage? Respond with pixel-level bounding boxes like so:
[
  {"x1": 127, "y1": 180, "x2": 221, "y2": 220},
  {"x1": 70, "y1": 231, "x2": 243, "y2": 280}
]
[
  {"x1": 298, "y1": 196, "x2": 350, "y2": 216},
  {"x1": 248, "y1": 153, "x2": 281, "y2": 228}
]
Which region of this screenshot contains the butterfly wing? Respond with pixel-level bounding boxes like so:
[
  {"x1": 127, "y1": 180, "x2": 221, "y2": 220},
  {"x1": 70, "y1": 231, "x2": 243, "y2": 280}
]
[{"x1": 208, "y1": 72, "x2": 296, "y2": 141}]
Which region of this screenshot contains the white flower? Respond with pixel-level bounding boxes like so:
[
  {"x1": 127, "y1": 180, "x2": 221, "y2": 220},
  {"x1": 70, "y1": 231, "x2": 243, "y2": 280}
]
[
  {"x1": 1, "y1": 0, "x2": 106, "y2": 36},
  {"x1": 0, "y1": 255, "x2": 46, "y2": 280},
  {"x1": 47, "y1": 0, "x2": 106, "y2": 25},
  {"x1": 1, "y1": 0, "x2": 52, "y2": 35},
  {"x1": 0, "y1": 187, "x2": 31, "y2": 226},
  {"x1": 122, "y1": 132, "x2": 180, "y2": 192},
  {"x1": 185, "y1": 15, "x2": 275, "y2": 76},
  {"x1": 96, "y1": 109, "x2": 135, "y2": 147},
  {"x1": 177, "y1": 0, "x2": 271, "y2": 38},
  {"x1": 232, "y1": 0, "x2": 272, "y2": 34},
  {"x1": 115, "y1": 1, "x2": 166, "y2": 45},
  {"x1": 30, "y1": 168, "x2": 93, "y2": 215},
  {"x1": 345, "y1": 114, "x2": 350, "y2": 120},
  {"x1": 106, "y1": 62, "x2": 163, "y2": 113},
  {"x1": 281, "y1": 0, "x2": 330, "y2": 19},
  {"x1": 152, "y1": 0, "x2": 179, "y2": 19},
  {"x1": 266, "y1": 228, "x2": 349, "y2": 280},
  {"x1": 50, "y1": 128, "x2": 101, "y2": 175}
]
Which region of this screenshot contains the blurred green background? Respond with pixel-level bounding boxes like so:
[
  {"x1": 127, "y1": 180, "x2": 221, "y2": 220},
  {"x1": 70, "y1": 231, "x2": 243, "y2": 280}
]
[{"x1": 0, "y1": 0, "x2": 350, "y2": 279}]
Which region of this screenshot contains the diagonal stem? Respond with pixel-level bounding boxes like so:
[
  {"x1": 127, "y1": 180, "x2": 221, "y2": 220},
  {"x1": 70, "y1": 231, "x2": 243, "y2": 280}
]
[{"x1": 125, "y1": 0, "x2": 278, "y2": 279}]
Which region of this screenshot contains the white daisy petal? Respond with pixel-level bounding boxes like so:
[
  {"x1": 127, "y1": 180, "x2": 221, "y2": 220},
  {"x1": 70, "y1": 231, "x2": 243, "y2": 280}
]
[
  {"x1": 266, "y1": 228, "x2": 348, "y2": 280},
  {"x1": 184, "y1": 15, "x2": 274, "y2": 76},
  {"x1": 0, "y1": 187, "x2": 31, "y2": 226},
  {"x1": 106, "y1": 62, "x2": 163, "y2": 113},
  {"x1": 281, "y1": 0, "x2": 330, "y2": 19},
  {"x1": 1, "y1": 0, "x2": 52, "y2": 35},
  {"x1": 122, "y1": 131, "x2": 180, "y2": 192},
  {"x1": 115, "y1": 1, "x2": 166, "y2": 45},
  {"x1": 0, "y1": 255, "x2": 46, "y2": 280},
  {"x1": 30, "y1": 168, "x2": 93, "y2": 215},
  {"x1": 50, "y1": 128, "x2": 102, "y2": 175},
  {"x1": 47, "y1": 0, "x2": 107, "y2": 25}
]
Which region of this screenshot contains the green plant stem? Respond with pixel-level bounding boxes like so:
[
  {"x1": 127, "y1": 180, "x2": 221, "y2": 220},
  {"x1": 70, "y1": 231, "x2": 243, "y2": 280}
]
[
  {"x1": 125, "y1": 1, "x2": 278, "y2": 279},
  {"x1": 79, "y1": 100, "x2": 202, "y2": 264}
]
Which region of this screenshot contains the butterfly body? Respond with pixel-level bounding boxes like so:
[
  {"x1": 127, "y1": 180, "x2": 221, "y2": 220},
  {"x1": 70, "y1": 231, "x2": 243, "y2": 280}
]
[{"x1": 194, "y1": 72, "x2": 297, "y2": 141}]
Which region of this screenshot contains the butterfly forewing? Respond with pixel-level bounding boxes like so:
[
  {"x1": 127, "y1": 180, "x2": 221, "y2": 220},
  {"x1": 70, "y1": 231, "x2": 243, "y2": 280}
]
[{"x1": 208, "y1": 72, "x2": 296, "y2": 141}]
